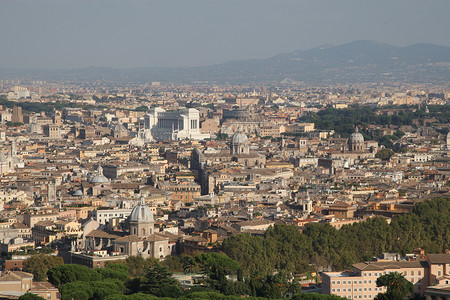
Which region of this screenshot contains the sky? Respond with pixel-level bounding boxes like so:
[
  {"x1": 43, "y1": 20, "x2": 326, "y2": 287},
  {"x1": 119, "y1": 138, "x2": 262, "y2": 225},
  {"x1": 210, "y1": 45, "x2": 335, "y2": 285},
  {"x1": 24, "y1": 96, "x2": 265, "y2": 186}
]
[{"x1": 0, "y1": 0, "x2": 449, "y2": 69}]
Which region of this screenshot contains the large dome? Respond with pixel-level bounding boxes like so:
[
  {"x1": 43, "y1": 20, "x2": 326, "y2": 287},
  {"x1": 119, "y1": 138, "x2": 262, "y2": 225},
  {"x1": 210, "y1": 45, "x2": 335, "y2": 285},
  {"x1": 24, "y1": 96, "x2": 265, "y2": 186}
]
[
  {"x1": 130, "y1": 197, "x2": 154, "y2": 223},
  {"x1": 349, "y1": 128, "x2": 364, "y2": 143},
  {"x1": 231, "y1": 131, "x2": 248, "y2": 144}
]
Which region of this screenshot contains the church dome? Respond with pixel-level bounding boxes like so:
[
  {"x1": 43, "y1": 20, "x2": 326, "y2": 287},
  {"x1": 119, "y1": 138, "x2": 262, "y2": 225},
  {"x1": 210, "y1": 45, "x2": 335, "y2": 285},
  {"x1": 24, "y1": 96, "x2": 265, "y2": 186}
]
[
  {"x1": 90, "y1": 165, "x2": 109, "y2": 184},
  {"x1": 72, "y1": 188, "x2": 83, "y2": 196},
  {"x1": 349, "y1": 128, "x2": 364, "y2": 143},
  {"x1": 231, "y1": 131, "x2": 248, "y2": 144},
  {"x1": 130, "y1": 197, "x2": 154, "y2": 223}
]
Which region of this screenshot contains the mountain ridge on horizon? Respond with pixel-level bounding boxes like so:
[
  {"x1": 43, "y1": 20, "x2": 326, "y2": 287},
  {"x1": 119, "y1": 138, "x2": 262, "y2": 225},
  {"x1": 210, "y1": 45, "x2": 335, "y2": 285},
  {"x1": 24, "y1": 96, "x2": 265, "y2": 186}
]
[{"x1": 1, "y1": 40, "x2": 449, "y2": 84}]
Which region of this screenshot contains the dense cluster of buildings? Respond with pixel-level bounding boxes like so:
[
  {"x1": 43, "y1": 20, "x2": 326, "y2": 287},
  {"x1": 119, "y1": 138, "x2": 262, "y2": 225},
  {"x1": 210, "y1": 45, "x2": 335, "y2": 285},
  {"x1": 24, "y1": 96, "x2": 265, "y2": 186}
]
[{"x1": 0, "y1": 81, "x2": 449, "y2": 299}]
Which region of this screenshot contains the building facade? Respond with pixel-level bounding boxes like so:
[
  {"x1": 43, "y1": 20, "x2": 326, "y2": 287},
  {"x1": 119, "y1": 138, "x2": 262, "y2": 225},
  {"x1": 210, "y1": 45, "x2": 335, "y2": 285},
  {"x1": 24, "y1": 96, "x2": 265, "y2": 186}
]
[{"x1": 144, "y1": 107, "x2": 210, "y2": 141}]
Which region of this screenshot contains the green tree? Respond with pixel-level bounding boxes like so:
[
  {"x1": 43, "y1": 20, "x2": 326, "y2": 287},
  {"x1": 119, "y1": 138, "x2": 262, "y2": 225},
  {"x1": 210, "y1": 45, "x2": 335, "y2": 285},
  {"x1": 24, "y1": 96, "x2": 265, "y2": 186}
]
[
  {"x1": 98, "y1": 263, "x2": 129, "y2": 281},
  {"x1": 122, "y1": 256, "x2": 158, "y2": 277},
  {"x1": 47, "y1": 264, "x2": 102, "y2": 287},
  {"x1": 22, "y1": 254, "x2": 64, "y2": 281},
  {"x1": 375, "y1": 272, "x2": 413, "y2": 300},
  {"x1": 135, "y1": 106, "x2": 149, "y2": 112},
  {"x1": 59, "y1": 279, "x2": 125, "y2": 300},
  {"x1": 18, "y1": 293, "x2": 46, "y2": 300},
  {"x1": 194, "y1": 253, "x2": 239, "y2": 281},
  {"x1": 375, "y1": 148, "x2": 394, "y2": 161},
  {"x1": 140, "y1": 263, "x2": 183, "y2": 298},
  {"x1": 292, "y1": 293, "x2": 347, "y2": 300},
  {"x1": 215, "y1": 132, "x2": 229, "y2": 141}
]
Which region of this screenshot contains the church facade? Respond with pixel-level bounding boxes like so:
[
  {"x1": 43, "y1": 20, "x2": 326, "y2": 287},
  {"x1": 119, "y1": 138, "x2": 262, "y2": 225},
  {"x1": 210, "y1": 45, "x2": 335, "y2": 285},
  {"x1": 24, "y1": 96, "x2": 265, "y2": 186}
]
[{"x1": 83, "y1": 198, "x2": 171, "y2": 259}]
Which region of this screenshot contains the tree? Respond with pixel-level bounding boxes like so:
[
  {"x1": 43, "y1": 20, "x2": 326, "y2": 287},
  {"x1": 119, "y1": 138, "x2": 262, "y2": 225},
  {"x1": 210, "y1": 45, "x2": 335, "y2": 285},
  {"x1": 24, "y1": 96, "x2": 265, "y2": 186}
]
[
  {"x1": 18, "y1": 293, "x2": 45, "y2": 300},
  {"x1": 59, "y1": 279, "x2": 125, "y2": 300},
  {"x1": 375, "y1": 148, "x2": 394, "y2": 161},
  {"x1": 292, "y1": 294, "x2": 347, "y2": 300},
  {"x1": 194, "y1": 253, "x2": 239, "y2": 281},
  {"x1": 122, "y1": 256, "x2": 158, "y2": 277},
  {"x1": 375, "y1": 272, "x2": 413, "y2": 300},
  {"x1": 140, "y1": 263, "x2": 183, "y2": 298},
  {"x1": 47, "y1": 264, "x2": 102, "y2": 287},
  {"x1": 135, "y1": 106, "x2": 149, "y2": 112},
  {"x1": 215, "y1": 132, "x2": 228, "y2": 141},
  {"x1": 98, "y1": 263, "x2": 129, "y2": 281},
  {"x1": 22, "y1": 254, "x2": 64, "y2": 281}
]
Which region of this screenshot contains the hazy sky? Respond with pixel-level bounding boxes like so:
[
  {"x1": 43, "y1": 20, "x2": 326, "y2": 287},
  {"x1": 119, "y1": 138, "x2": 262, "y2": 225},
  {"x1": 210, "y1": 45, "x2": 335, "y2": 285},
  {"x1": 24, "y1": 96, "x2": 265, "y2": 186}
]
[{"x1": 0, "y1": 0, "x2": 449, "y2": 69}]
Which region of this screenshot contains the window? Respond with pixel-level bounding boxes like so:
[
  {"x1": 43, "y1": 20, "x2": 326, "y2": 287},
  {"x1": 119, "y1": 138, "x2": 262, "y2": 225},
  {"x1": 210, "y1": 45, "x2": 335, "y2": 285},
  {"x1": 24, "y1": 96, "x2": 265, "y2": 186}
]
[
  {"x1": 332, "y1": 289, "x2": 335, "y2": 292},
  {"x1": 418, "y1": 271, "x2": 421, "y2": 276},
  {"x1": 368, "y1": 273, "x2": 371, "y2": 276},
  {"x1": 411, "y1": 271, "x2": 414, "y2": 276},
  {"x1": 159, "y1": 246, "x2": 163, "y2": 252},
  {"x1": 337, "y1": 281, "x2": 340, "y2": 284},
  {"x1": 332, "y1": 281, "x2": 336, "y2": 285},
  {"x1": 438, "y1": 271, "x2": 442, "y2": 276},
  {"x1": 359, "y1": 281, "x2": 362, "y2": 284},
  {"x1": 47, "y1": 293, "x2": 51, "y2": 299}
]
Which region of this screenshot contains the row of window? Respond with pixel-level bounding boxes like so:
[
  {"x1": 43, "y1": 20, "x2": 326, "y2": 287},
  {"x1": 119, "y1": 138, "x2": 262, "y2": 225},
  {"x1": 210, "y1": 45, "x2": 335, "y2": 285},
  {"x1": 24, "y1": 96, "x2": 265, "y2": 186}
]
[
  {"x1": 332, "y1": 287, "x2": 384, "y2": 293},
  {"x1": 332, "y1": 280, "x2": 373, "y2": 285},
  {"x1": 363, "y1": 270, "x2": 422, "y2": 277},
  {"x1": 345, "y1": 295, "x2": 372, "y2": 299},
  {"x1": 98, "y1": 213, "x2": 127, "y2": 217}
]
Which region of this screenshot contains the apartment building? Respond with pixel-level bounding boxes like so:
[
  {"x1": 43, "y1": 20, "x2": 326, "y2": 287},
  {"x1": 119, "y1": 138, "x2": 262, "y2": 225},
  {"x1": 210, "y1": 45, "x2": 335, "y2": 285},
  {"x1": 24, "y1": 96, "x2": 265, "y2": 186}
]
[
  {"x1": 322, "y1": 261, "x2": 426, "y2": 299},
  {"x1": 322, "y1": 253, "x2": 450, "y2": 299}
]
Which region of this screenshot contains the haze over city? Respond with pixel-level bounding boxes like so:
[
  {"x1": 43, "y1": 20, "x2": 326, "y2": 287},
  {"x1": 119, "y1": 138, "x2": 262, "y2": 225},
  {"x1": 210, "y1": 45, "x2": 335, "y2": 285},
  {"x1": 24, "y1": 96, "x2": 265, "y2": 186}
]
[{"x1": 0, "y1": 0, "x2": 449, "y2": 69}]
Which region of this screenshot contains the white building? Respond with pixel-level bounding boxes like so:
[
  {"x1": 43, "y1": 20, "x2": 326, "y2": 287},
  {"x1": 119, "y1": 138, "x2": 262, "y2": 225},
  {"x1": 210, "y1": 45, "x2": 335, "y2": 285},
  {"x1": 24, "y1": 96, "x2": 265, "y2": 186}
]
[
  {"x1": 92, "y1": 208, "x2": 132, "y2": 225},
  {"x1": 144, "y1": 107, "x2": 210, "y2": 141}
]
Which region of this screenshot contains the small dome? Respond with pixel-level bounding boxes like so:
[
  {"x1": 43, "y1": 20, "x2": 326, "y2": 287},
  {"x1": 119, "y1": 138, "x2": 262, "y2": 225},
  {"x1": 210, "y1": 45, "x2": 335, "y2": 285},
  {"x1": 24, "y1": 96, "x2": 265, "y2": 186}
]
[
  {"x1": 130, "y1": 197, "x2": 154, "y2": 223},
  {"x1": 349, "y1": 128, "x2": 364, "y2": 143},
  {"x1": 90, "y1": 165, "x2": 109, "y2": 184},
  {"x1": 73, "y1": 189, "x2": 83, "y2": 196},
  {"x1": 231, "y1": 131, "x2": 248, "y2": 144}
]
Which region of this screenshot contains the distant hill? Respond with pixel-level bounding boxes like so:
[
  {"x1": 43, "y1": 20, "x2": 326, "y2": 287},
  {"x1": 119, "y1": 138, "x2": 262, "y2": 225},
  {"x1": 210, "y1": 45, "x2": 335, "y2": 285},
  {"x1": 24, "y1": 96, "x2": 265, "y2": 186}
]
[{"x1": 1, "y1": 41, "x2": 449, "y2": 84}]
